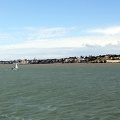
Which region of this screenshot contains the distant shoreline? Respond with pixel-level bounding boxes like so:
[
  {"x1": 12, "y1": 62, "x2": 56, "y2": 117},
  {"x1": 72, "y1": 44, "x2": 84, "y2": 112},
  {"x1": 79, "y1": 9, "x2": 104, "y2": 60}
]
[
  {"x1": 0, "y1": 54, "x2": 120, "y2": 64},
  {"x1": 0, "y1": 62, "x2": 120, "y2": 66}
]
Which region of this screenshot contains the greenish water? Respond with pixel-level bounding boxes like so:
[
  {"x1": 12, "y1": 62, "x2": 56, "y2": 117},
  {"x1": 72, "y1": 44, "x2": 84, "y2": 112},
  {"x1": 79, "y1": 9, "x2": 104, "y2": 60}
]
[{"x1": 0, "y1": 63, "x2": 120, "y2": 120}]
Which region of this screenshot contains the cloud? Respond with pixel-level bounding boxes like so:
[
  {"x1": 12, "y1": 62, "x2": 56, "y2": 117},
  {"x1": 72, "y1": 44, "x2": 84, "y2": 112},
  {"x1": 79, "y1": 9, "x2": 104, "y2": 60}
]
[
  {"x1": 0, "y1": 26, "x2": 120, "y2": 60},
  {"x1": 89, "y1": 26, "x2": 120, "y2": 35},
  {"x1": 25, "y1": 26, "x2": 75, "y2": 39},
  {"x1": 0, "y1": 35, "x2": 120, "y2": 60},
  {"x1": 1, "y1": 35, "x2": 119, "y2": 50}
]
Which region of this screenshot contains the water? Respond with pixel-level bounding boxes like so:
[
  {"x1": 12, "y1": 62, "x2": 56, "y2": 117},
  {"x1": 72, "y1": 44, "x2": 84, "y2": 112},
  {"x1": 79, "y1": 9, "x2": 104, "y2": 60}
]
[{"x1": 0, "y1": 63, "x2": 120, "y2": 120}]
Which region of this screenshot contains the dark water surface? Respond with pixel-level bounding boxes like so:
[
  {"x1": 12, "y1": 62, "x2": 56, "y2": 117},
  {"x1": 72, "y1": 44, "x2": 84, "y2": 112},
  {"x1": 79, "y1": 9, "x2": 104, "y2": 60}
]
[{"x1": 0, "y1": 63, "x2": 120, "y2": 120}]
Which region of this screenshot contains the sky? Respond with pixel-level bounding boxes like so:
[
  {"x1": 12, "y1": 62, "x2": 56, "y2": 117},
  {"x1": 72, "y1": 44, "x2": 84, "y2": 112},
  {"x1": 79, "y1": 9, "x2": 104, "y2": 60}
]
[{"x1": 0, "y1": 0, "x2": 120, "y2": 60}]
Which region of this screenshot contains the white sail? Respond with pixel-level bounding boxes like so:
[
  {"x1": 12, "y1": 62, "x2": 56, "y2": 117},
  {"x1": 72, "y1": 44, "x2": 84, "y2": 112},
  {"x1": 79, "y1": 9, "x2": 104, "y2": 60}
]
[
  {"x1": 12, "y1": 63, "x2": 18, "y2": 70},
  {"x1": 15, "y1": 63, "x2": 18, "y2": 69}
]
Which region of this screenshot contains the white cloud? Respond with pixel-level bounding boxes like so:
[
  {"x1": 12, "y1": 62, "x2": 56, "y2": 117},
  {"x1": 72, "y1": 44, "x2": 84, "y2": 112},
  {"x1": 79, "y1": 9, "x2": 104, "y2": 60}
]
[
  {"x1": 1, "y1": 35, "x2": 119, "y2": 51},
  {"x1": 25, "y1": 26, "x2": 75, "y2": 39},
  {"x1": 89, "y1": 26, "x2": 120, "y2": 35},
  {"x1": 0, "y1": 26, "x2": 120, "y2": 60}
]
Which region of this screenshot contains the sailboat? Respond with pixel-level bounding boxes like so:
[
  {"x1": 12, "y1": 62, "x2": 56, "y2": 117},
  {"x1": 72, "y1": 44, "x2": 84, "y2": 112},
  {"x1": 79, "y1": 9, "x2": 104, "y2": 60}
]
[{"x1": 12, "y1": 63, "x2": 18, "y2": 70}]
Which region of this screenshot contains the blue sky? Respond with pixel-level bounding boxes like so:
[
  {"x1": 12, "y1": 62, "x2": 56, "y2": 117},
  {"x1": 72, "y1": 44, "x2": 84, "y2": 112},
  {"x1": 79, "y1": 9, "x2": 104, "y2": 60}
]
[{"x1": 0, "y1": 0, "x2": 120, "y2": 60}]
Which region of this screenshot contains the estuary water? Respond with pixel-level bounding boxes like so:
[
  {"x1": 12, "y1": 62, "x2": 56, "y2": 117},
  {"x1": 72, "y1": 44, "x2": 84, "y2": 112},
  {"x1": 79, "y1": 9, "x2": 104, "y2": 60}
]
[{"x1": 0, "y1": 63, "x2": 120, "y2": 120}]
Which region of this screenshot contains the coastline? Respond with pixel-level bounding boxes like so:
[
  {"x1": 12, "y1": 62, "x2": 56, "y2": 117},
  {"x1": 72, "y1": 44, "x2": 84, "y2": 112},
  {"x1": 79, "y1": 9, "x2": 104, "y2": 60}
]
[{"x1": 0, "y1": 62, "x2": 120, "y2": 65}]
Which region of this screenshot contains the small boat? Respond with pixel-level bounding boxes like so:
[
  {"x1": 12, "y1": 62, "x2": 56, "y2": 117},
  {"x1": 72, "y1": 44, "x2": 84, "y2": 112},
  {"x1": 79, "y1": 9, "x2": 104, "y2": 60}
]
[{"x1": 12, "y1": 63, "x2": 18, "y2": 70}]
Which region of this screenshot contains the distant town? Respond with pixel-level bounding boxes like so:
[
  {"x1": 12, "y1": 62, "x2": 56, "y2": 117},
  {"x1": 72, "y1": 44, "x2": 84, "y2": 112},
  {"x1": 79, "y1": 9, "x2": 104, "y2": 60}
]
[{"x1": 0, "y1": 54, "x2": 120, "y2": 64}]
